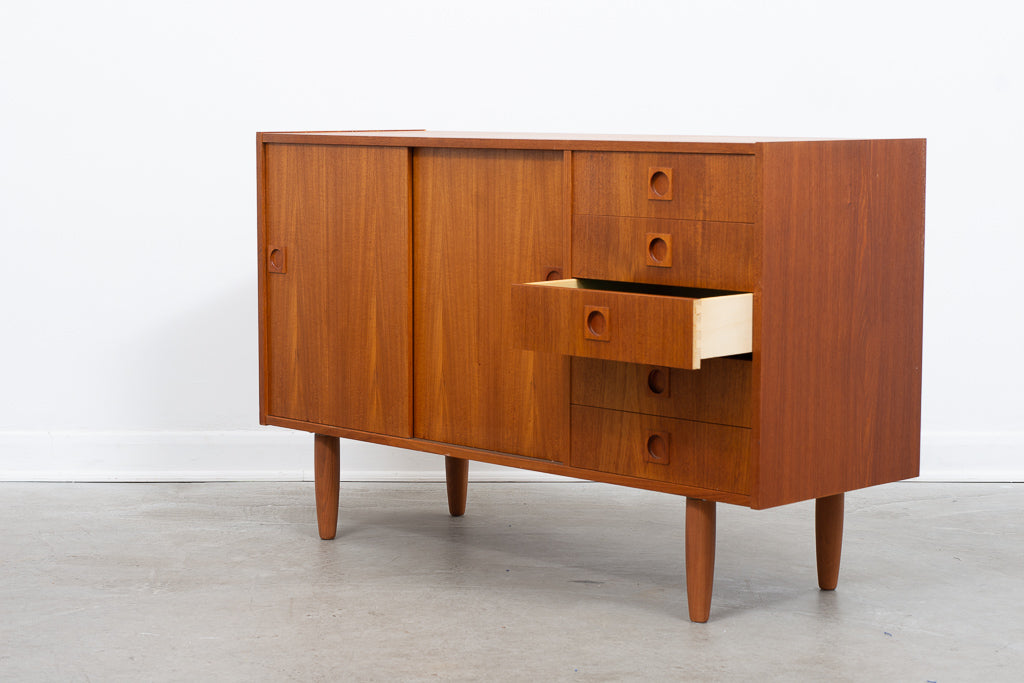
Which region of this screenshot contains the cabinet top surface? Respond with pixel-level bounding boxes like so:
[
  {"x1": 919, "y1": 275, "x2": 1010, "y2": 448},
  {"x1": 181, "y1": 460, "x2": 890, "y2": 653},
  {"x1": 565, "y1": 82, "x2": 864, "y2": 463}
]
[{"x1": 258, "y1": 130, "x2": 923, "y2": 154}]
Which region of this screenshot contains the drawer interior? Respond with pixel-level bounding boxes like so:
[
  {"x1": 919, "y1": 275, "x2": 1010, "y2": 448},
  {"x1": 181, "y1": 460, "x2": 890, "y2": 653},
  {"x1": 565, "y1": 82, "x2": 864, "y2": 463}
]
[{"x1": 522, "y1": 277, "x2": 739, "y2": 298}]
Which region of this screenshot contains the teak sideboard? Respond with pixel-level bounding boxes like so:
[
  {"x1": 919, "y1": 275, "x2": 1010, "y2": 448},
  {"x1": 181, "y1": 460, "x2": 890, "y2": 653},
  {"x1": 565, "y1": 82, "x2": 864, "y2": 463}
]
[{"x1": 256, "y1": 131, "x2": 925, "y2": 622}]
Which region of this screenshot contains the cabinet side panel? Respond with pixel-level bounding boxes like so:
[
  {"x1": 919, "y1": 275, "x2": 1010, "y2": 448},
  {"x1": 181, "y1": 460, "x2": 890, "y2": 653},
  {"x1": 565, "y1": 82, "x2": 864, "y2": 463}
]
[
  {"x1": 264, "y1": 144, "x2": 412, "y2": 436},
  {"x1": 756, "y1": 140, "x2": 925, "y2": 508},
  {"x1": 414, "y1": 148, "x2": 569, "y2": 461},
  {"x1": 257, "y1": 134, "x2": 268, "y2": 423}
]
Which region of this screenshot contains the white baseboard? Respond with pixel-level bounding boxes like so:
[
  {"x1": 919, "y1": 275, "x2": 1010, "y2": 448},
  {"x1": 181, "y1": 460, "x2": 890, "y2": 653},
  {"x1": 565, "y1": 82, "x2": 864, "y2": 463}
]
[
  {"x1": 0, "y1": 429, "x2": 1020, "y2": 483},
  {"x1": 0, "y1": 428, "x2": 577, "y2": 482},
  {"x1": 916, "y1": 431, "x2": 1024, "y2": 482}
]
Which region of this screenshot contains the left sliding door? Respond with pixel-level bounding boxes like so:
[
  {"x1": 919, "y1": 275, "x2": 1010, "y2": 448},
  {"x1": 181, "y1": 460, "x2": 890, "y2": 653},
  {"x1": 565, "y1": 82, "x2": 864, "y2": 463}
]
[{"x1": 260, "y1": 143, "x2": 412, "y2": 436}]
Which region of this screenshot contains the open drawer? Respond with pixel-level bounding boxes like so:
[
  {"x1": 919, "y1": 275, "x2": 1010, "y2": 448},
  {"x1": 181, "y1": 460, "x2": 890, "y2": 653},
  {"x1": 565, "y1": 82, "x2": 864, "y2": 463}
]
[{"x1": 511, "y1": 279, "x2": 752, "y2": 370}]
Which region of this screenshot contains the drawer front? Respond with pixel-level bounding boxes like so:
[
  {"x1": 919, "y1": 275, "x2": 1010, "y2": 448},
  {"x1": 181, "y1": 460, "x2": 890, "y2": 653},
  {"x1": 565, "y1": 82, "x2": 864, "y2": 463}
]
[
  {"x1": 571, "y1": 406, "x2": 751, "y2": 494},
  {"x1": 511, "y1": 279, "x2": 752, "y2": 370},
  {"x1": 573, "y1": 215, "x2": 757, "y2": 291},
  {"x1": 571, "y1": 357, "x2": 752, "y2": 428},
  {"x1": 574, "y1": 152, "x2": 756, "y2": 223}
]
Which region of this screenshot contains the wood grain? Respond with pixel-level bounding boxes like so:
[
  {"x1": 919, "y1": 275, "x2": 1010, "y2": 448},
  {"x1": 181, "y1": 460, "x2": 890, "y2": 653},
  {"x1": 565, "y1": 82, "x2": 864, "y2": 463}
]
[
  {"x1": 815, "y1": 493, "x2": 844, "y2": 590},
  {"x1": 314, "y1": 434, "x2": 340, "y2": 540},
  {"x1": 754, "y1": 139, "x2": 925, "y2": 508},
  {"x1": 259, "y1": 131, "x2": 827, "y2": 154},
  {"x1": 572, "y1": 215, "x2": 756, "y2": 291},
  {"x1": 445, "y1": 456, "x2": 469, "y2": 517},
  {"x1": 256, "y1": 133, "x2": 268, "y2": 422},
  {"x1": 574, "y1": 152, "x2": 756, "y2": 223},
  {"x1": 685, "y1": 498, "x2": 716, "y2": 623},
  {"x1": 413, "y1": 148, "x2": 569, "y2": 461},
  {"x1": 571, "y1": 357, "x2": 752, "y2": 427},
  {"x1": 570, "y1": 405, "x2": 751, "y2": 494},
  {"x1": 263, "y1": 143, "x2": 412, "y2": 435},
  {"x1": 512, "y1": 280, "x2": 751, "y2": 370}
]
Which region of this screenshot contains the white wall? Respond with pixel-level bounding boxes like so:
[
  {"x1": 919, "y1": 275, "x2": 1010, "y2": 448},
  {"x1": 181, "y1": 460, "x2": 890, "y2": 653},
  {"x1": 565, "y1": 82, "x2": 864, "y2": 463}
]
[{"x1": 1, "y1": 0, "x2": 1021, "y2": 481}]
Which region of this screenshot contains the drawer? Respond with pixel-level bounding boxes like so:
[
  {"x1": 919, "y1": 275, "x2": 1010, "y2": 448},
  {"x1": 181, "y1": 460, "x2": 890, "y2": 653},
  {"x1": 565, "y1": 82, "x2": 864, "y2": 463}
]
[
  {"x1": 571, "y1": 405, "x2": 752, "y2": 494},
  {"x1": 572, "y1": 357, "x2": 752, "y2": 428},
  {"x1": 573, "y1": 215, "x2": 757, "y2": 291},
  {"x1": 511, "y1": 279, "x2": 752, "y2": 370},
  {"x1": 573, "y1": 152, "x2": 756, "y2": 223}
]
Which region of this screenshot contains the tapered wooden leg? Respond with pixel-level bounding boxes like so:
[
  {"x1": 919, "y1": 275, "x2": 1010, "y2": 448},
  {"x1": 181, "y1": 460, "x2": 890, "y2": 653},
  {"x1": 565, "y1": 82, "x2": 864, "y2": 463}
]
[
  {"x1": 314, "y1": 434, "x2": 340, "y2": 540},
  {"x1": 685, "y1": 497, "x2": 716, "y2": 623},
  {"x1": 815, "y1": 493, "x2": 844, "y2": 590},
  {"x1": 445, "y1": 456, "x2": 469, "y2": 517}
]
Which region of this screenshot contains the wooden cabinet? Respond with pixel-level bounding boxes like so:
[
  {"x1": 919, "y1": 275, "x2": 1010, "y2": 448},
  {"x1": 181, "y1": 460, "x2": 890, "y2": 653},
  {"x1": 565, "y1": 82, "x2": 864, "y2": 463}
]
[{"x1": 257, "y1": 131, "x2": 926, "y2": 622}]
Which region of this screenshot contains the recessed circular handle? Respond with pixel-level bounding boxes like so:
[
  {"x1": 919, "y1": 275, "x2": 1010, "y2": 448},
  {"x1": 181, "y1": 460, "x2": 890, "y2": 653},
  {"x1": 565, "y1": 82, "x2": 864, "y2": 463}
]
[
  {"x1": 268, "y1": 247, "x2": 286, "y2": 273},
  {"x1": 650, "y1": 170, "x2": 671, "y2": 197},
  {"x1": 648, "y1": 237, "x2": 668, "y2": 263},
  {"x1": 545, "y1": 268, "x2": 563, "y2": 281},
  {"x1": 646, "y1": 434, "x2": 668, "y2": 461},
  {"x1": 586, "y1": 309, "x2": 607, "y2": 337},
  {"x1": 647, "y1": 368, "x2": 667, "y2": 395}
]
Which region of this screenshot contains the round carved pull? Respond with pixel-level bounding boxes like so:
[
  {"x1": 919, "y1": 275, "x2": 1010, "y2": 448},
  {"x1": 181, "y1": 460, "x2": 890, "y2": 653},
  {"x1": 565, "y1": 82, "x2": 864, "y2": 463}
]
[
  {"x1": 650, "y1": 171, "x2": 670, "y2": 196},
  {"x1": 645, "y1": 233, "x2": 672, "y2": 268},
  {"x1": 647, "y1": 368, "x2": 668, "y2": 395},
  {"x1": 648, "y1": 237, "x2": 668, "y2": 263},
  {"x1": 545, "y1": 268, "x2": 563, "y2": 281},
  {"x1": 648, "y1": 167, "x2": 673, "y2": 200},
  {"x1": 586, "y1": 309, "x2": 607, "y2": 337},
  {"x1": 646, "y1": 433, "x2": 668, "y2": 462},
  {"x1": 268, "y1": 247, "x2": 286, "y2": 273}
]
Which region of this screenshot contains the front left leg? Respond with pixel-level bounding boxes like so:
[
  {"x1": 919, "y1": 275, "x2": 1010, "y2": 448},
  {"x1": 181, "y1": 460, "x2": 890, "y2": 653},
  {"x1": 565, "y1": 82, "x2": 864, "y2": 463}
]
[{"x1": 314, "y1": 434, "x2": 340, "y2": 540}]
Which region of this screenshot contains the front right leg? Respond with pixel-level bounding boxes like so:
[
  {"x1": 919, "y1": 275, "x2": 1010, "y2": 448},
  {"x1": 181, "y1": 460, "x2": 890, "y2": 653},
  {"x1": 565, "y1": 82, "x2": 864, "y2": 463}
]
[
  {"x1": 815, "y1": 493, "x2": 844, "y2": 590},
  {"x1": 685, "y1": 497, "x2": 717, "y2": 623}
]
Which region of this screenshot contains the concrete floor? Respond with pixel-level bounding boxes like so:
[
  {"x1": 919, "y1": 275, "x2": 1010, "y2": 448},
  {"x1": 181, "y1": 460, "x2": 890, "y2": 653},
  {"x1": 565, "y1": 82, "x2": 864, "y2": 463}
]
[{"x1": 0, "y1": 481, "x2": 1021, "y2": 681}]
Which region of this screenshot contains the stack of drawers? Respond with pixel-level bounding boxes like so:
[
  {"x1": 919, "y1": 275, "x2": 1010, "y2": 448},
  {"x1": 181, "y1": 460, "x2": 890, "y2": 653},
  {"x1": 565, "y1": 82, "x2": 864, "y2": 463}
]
[
  {"x1": 513, "y1": 150, "x2": 759, "y2": 498},
  {"x1": 570, "y1": 357, "x2": 752, "y2": 495}
]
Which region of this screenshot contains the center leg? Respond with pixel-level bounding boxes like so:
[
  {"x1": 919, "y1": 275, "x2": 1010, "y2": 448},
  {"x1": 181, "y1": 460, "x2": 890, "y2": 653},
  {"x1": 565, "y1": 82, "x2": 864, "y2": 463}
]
[{"x1": 445, "y1": 456, "x2": 469, "y2": 517}]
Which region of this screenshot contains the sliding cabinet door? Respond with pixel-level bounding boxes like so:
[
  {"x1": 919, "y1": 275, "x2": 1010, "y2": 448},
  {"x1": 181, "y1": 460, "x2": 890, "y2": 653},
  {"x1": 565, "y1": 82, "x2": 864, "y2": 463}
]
[
  {"x1": 262, "y1": 143, "x2": 411, "y2": 436},
  {"x1": 413, "y1": 148, "x2": 568, "y2": 460}
]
